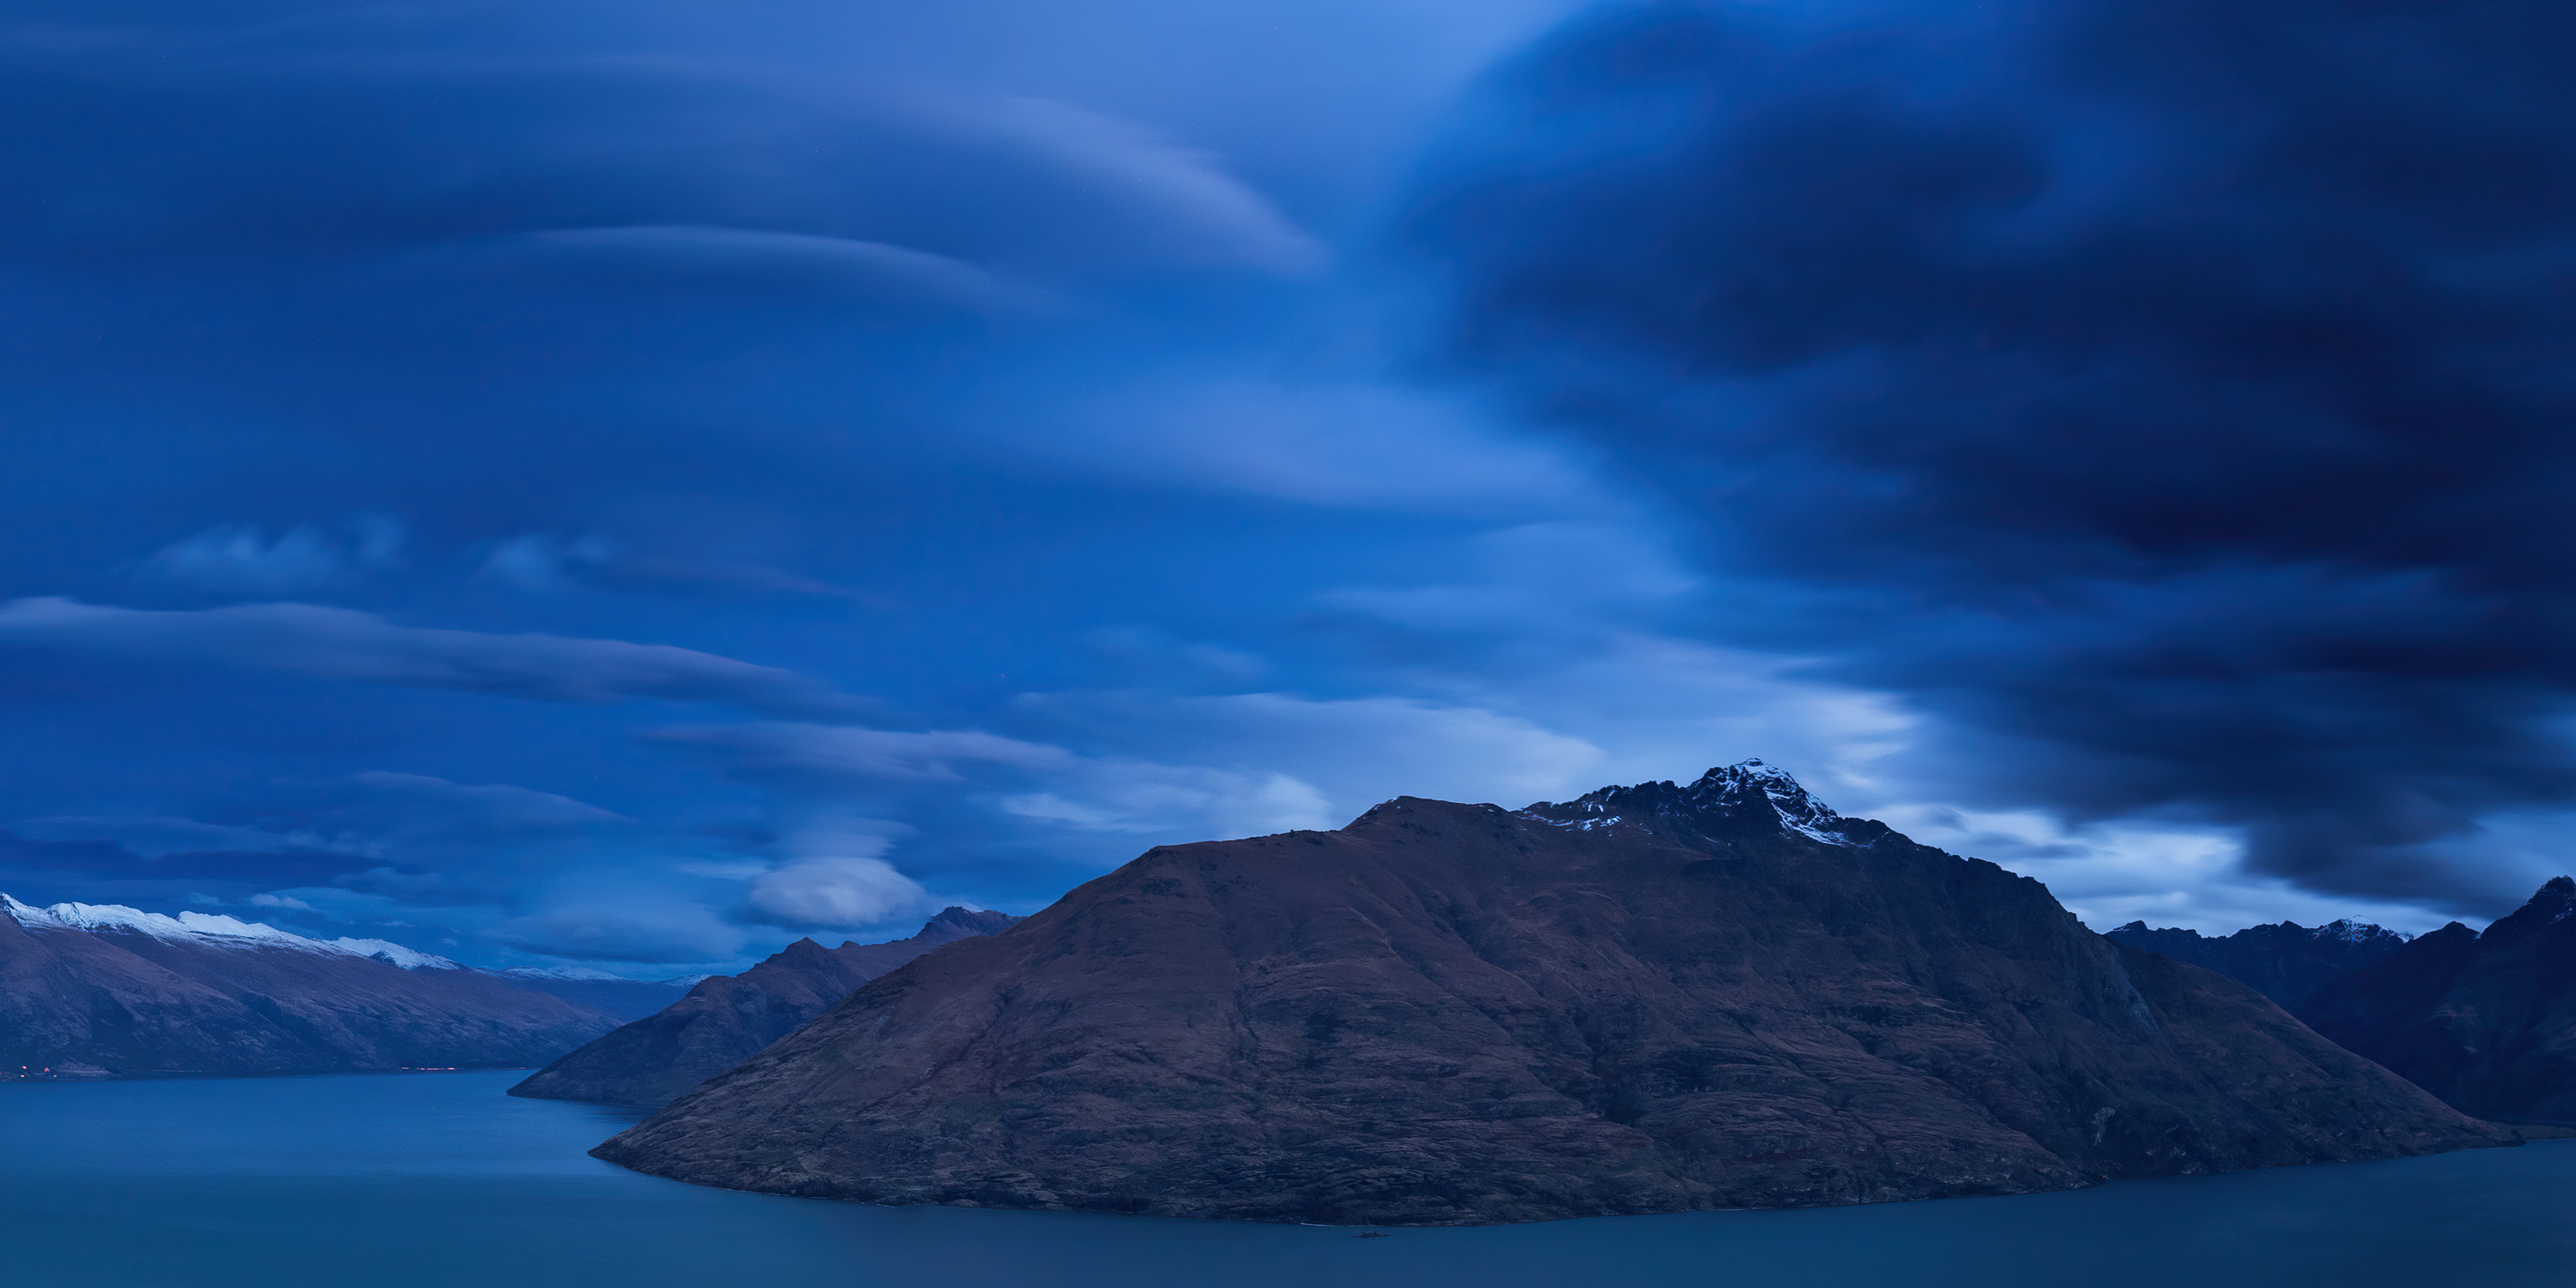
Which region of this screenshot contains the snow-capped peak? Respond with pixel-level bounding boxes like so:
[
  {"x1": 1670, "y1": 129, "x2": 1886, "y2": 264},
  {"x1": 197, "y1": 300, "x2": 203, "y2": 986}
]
[
  {"x1": 1519, "y1": 758, "x2": 1858, "y2": 848},
  {"x1": 1685, "y1": 759, "x2": 1849, "y2": 845},
  {"x1": 2316, "y1": 918, "x2": 2408, "y2": 945},
  {"x1": 1, "y1": 893, "x2": 459, "y2": 969},
  {"x1": 1, "y1": 892, "x2": 69, "y2": 928}
]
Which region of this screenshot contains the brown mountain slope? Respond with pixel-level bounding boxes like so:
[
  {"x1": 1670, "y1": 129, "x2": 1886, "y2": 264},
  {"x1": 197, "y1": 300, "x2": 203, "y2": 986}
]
[
  {"x1": 500, "y1": 973, "x2": 698, "y2": 1023},
  {"x1": 3, "y1": 897, "x2": 625, "y2": 1076},
  {"x1": 2298, "y1": 877, "x2": 2576, "y2": 1124},
  {"x1": 3, "y1": 903, "x2": 303, "y2": 1076},
  {"x1": 594, "y1": 763, "x2": 2509, "y2": 1225},
  {"x1": 508, "y1": 907, "x2": 1016, "y2": 1105}
]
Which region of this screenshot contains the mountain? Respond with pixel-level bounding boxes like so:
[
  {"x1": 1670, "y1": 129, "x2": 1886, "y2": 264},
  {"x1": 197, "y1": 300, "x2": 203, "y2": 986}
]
[
  {"x1": 508, "y1": 907, "x2": 1018, "y2": 1105},
  {"x1": 2, "y1": 894, "x2": 633, "y2": 1077},
  {"x1": 593, "y1": 760, "x2": 2508, "y2": 1226},
  {"x1": 2102, "y1": 918, "x2": 2412, "y2": 1008},
  {"x1": 2296, "y1": 877, "x2": 2576, "y2": 1124},
  {"x1": 496, "y1": 969, "x2": 704, "y2": 1023}
]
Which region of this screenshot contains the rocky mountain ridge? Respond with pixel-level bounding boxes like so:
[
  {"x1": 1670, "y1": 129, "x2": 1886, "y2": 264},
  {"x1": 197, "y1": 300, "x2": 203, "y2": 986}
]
[
  {"x1": 1521, "y1": 757, "x2": 1870, "y2": 848},
  {"x1": 2298, "y1": 877, "x2": 2576, "y2": 1124},
  {"x1": 2102, "y1": 917, "x2": 2412, "y2": 1008},
  {"x1": 509, "y1": 906, "x2": 1018, "y2": 1105},
  {"x1": 595, "y1": 761, "x2": 2508, "y2": 1225},
  {"x1": 2, "y1": 893, "x2": 654, "y2": 1077},
  {"x1": 492, "y1": 969, "x2": 700, "y2": 1023}
]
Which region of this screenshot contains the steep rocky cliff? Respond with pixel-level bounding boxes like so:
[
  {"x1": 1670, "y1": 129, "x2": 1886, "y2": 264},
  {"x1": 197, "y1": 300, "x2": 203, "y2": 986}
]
[
  {"x1": 594, "y1": 762, "x2": 2508, "y2": 1224},
  {"x1": 2103, "y1": 918, "x2": 2411, "y2": 1008},
  {"x1": 509, "y1": 907, "x2": 1016, "y2": 1104},
  {"x1": 2298, "y1": 877, "x2": 2576, "y2": 1124}
]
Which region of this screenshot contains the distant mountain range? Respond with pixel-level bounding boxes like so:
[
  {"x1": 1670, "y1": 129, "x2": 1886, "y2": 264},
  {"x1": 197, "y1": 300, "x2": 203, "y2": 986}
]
[
  {"x1": 2299, "y1": 878, "x2": 2576, "y2": 1125},
  {"x1": 2, "y1": 894, "x2": 691, "y2": 1078},
  {"x1": 510, "y1": 907, "x2": 1018, "y2": 1106},
  {"x1": 496, "y1": 969, "x2": 708, "y2": 1024},
  {"x1": 2101, "y1": 882, "x2": 2576, "y2": 1125},
  {"x1": 2102, "y1": 918, "x2": 2413, "y2": 1008},
  {"x1": 594, "y1": 761, "x2": 2508, "y2": 1226}
]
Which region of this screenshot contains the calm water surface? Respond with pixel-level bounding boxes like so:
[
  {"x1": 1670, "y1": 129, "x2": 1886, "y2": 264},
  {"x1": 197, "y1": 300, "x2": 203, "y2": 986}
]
[{"x1": 2, "y1": 1071, "x2": 2569, "y2": 1287}]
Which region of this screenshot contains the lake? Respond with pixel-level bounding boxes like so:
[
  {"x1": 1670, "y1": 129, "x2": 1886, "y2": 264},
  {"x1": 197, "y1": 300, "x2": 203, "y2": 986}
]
[{"x1": 1, "y1": 1071, "x2": 2569, "y2": 1287}]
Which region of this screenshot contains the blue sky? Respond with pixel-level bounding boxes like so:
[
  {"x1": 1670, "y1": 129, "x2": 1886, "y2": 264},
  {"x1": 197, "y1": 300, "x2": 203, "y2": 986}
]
[{"x1": 4, "y1": 0, "x2": 2571, "y2": 973}]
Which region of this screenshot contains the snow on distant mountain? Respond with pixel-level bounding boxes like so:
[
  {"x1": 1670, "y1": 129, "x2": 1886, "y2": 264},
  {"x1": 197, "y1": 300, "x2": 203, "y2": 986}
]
[
  {"x1": 2, "y1": 891, "x2": 648, "y2": 1077},
  {"x1": 502, "y1": 965, "x2": 635, "y2": 981},
  {"x1": 2317, "y1": 918, "x2": 2398, "y2": 945},
  {"x1": 331, "y1": 938, "x2": 464, "y2": 969},
  {"x1": 5, "y1": 896, "x2": 461, "y2": 969}
]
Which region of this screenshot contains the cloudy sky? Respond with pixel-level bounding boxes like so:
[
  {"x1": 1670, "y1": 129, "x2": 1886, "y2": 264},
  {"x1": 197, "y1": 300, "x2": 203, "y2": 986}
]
[{"x1": 3, "y1": 0, "x2": 2569, "y2": 973}]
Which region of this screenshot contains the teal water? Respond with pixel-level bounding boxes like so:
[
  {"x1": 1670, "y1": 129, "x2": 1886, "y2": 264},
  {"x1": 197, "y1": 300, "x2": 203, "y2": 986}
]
[{"x1": 2, "y1": 1071, "x2": 2570, "y2": 1287}]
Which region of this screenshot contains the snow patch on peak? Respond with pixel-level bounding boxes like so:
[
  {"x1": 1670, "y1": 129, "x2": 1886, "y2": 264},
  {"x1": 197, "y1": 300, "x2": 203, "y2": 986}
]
[
  {"x1": 1688, "y1": 759, "x2": 1851, "y2": 847},
  {"x1": 1527, "y1": 808, "x2": 1628, "y2": 833},
  {"x1": 1517, "y1": 757, "x2": 1859, "y2": 847},
  {"x1": 1722, "y1": 757, "x2": 1796, "y2": 783},
  {"x1": 2316, "y1": 918, "x2": 2408, "y2": 945}
]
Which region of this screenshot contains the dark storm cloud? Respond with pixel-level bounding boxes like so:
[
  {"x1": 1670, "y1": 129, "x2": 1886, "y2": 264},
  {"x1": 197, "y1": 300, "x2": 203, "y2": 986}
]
[{"x1": 1418, "y1": 0, "x2": 2576, "y2": 910}]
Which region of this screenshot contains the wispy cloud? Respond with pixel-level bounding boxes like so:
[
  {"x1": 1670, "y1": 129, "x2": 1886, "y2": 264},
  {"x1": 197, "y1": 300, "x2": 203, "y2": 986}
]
[
  {"x1": 0, "y1": 598, "x2": 875, "y2": 720},
  {"x1": 655, "y1": 724, "x2": 1075, "y2": 784},
  {"x1": 135, "y1": 519, "x2": 403, "y2": 597}
]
